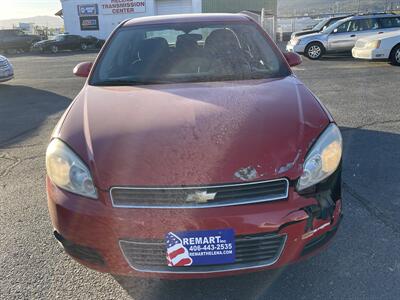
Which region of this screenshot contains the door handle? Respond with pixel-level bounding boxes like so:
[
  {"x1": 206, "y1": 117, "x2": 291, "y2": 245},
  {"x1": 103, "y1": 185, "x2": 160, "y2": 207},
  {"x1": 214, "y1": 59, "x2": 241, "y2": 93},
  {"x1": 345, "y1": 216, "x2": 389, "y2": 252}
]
[{"x1": 350, "y1": 34, "x2": 356, "y2": 37}]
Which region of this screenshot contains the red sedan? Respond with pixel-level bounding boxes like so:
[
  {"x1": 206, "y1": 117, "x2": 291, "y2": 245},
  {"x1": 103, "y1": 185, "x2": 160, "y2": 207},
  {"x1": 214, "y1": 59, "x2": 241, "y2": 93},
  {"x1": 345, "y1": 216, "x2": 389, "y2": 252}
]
[{"x1": 46, "y1": 14, "x2": 343, "y2": 279}]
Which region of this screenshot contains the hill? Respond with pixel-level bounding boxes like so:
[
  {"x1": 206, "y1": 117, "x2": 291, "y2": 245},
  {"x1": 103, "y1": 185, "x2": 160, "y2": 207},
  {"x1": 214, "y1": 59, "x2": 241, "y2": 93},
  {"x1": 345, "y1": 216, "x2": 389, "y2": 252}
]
[{"x1": 0, "y1": 16, "x2": 63, "y2": 29}]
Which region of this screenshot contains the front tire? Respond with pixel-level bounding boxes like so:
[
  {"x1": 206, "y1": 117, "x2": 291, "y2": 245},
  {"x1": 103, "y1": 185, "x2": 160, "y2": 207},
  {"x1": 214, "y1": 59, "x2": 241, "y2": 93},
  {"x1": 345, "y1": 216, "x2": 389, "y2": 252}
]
[
  {"x1": 51, "y1": 45, "x2": 59, "y2": 54},
  {"x1": 80, "y1": 43, "x2": 88, "y2": 51},
  {"x1": 305, "y1": 42, "x2": 324, "y2": 60},
  {"x1": 389, "y1": 44, "x2": 400, "y2": 66}
]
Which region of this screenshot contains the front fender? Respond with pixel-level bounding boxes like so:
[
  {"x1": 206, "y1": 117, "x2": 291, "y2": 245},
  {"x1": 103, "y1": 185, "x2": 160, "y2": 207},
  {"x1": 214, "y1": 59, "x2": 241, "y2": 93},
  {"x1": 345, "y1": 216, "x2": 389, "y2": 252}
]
[{"x1": 300, "y1": 35, "x2": 329, "y2": 50}]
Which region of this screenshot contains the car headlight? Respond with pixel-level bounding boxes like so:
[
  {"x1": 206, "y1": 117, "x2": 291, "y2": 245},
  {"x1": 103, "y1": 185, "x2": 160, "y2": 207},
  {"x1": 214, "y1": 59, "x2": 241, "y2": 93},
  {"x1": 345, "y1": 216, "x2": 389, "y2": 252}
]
[
  {"x1": 297, "y1": 124, "x2": 342, "y2": 191},
  {"x1": 292, "y1": 38, "x2": 300, "y2": 45},
  {"x1": 46, "y1": 138, "x2": 97, "y2": 199},
  {"x1": 365, "y1": 40, "x2": 381, "y2": 49}
]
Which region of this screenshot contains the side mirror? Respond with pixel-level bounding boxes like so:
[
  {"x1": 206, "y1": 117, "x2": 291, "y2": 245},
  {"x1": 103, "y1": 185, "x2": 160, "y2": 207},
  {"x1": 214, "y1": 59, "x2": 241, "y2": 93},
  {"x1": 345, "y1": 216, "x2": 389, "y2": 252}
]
[
  {"x1": 284, "y1": 52, "x2": 302, "y2": 67},
  {"x1": 73, "y1": 62, "x2": 93, "y2": 77}
]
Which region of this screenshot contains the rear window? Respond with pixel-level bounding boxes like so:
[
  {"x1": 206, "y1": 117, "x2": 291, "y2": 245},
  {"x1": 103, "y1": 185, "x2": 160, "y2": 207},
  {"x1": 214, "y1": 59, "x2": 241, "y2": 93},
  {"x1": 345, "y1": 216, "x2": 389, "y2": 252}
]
[
  {"x1": 379, "y1": 17, "x2": 400, "y2": 28},
  {"x1": 90, "y1": 22, "x2": 289, "y2": 86},
  {"x1": 356, "y1": 18, "x2": 379, "y2": 31}
]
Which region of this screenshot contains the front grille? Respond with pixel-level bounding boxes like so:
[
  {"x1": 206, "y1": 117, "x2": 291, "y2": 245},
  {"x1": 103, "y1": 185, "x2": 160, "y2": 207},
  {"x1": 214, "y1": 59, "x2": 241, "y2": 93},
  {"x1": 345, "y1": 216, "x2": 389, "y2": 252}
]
[
  {"x1": 0, "y1": 60, "x2": 9, "y2": 71},
  {"x1": 111, "y1": 179, "x2": 289, "y2": 208},
  {"x1": 119, "y1": 232, "x2": 286, "y2": 273}
]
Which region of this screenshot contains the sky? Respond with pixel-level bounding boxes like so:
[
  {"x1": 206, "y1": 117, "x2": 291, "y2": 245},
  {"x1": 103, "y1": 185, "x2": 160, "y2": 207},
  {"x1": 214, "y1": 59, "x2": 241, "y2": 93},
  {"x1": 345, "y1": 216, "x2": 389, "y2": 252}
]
[{"x1": 0, "y1": 0, "x2": 61, "y2": 20}]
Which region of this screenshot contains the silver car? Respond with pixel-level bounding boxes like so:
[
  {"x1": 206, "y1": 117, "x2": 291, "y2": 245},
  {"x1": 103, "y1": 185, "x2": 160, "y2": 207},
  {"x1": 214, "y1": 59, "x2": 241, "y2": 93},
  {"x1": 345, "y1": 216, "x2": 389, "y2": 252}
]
[
  {"x1": 0, "y1": 55, "x2": 14, "y2": 82},
  {"x1": 287, "y1": 14, "x2": 400, "y2": 60}
]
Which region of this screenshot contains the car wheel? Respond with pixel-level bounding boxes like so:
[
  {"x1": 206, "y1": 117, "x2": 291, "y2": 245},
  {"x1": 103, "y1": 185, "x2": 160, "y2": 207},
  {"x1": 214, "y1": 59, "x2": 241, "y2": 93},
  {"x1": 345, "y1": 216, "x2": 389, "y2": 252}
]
[
  {"x1": 80, "y1": 43, "x2": 88, "y2": 51},
  {"x1": 51, "y1": 45, "x2": 59, "y2": 54},
  {"x1": 305, "y1": 42, "x2": 324, "y2": 60},
  {"x1": 389, "y1": 44, "x2": 400, "y2": 66}
]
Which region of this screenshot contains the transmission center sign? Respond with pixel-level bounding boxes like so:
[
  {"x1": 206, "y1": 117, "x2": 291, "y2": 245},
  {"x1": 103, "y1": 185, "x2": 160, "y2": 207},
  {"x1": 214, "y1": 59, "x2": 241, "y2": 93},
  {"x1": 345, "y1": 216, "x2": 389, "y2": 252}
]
[{"x1": 100, "y1": 0, "x2": 146, "y2": 15}]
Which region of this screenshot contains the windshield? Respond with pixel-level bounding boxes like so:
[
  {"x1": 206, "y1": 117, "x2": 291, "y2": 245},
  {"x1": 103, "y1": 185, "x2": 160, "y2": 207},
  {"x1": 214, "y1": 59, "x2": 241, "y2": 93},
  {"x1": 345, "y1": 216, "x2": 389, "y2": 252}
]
[
  {"x1": 90, "y1": 23, "x2": 289, "y2": 86},
  {"x1": 312, "y1": 19, "x2": 328, "y2": 31},
  {"x1": 54, "y1": 35, "x2": 64, "y2": 41},
  {"x1": 322, "y1": 19, "x2": 347, "y2": 33}
]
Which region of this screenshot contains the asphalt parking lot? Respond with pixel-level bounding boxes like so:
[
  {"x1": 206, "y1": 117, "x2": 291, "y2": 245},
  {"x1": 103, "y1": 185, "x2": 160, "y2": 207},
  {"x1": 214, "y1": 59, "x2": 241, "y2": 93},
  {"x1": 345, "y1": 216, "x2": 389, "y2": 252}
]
[{"x1": 1, "y1": 51, "x2": 400, "y2": 300}]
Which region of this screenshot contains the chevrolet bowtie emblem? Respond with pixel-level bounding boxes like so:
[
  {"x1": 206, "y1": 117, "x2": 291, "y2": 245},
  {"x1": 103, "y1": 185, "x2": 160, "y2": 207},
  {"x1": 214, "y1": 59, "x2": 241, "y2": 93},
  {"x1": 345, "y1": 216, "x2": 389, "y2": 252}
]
[{"x1": 186, "y1": 191, "x2": 217, "y2": 203}]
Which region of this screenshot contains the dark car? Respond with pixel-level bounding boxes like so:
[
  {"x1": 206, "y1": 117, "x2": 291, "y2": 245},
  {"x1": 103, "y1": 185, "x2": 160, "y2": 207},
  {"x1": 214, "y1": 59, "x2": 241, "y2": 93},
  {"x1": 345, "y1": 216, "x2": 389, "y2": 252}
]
[
  {"x1": 46, "y1": 14, "x2": 343, "y2": 279},
  {"x1": 33, "y1": 34, "x2": 96, "y2": 53},
  {"x1": 291, "y1": 15, "x2": 351, "y2": 39},
  {"x1": 85, "y1": 35, "x2": 106, "y2": 49},
  {"x1": 0, "y1": 29, "x2": 41, "y2": 53}
]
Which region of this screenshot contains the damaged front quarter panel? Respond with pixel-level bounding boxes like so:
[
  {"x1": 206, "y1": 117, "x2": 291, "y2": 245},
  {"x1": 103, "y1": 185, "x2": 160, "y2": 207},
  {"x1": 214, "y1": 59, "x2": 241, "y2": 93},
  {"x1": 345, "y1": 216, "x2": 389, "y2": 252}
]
[{"x1": 298, "y1": 162, "x2": 342, "y2": 233}]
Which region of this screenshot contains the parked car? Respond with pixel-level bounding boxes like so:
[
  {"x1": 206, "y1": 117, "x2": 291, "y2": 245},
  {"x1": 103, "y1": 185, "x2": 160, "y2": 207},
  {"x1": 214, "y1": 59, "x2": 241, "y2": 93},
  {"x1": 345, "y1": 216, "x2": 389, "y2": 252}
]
[
  {"x1": 33, "y1": 34, "x2": 95, "y2": 53},
  {"x1": 291, "y1": 15, "x2": 351, "y2": 39},
  {"x1": 287, "y1": 13, "x2": 400, "y2": 59},
  {"x1": 352, "y1": 30, "x2": 400, "y2": 65},
  {"x1": 46, "y1": 13, "x2": 343, "y2": 279},
  {"x1": 85, "y1": 35, "x2": 106, "y2": 49},
  {"x1": 0, "y1": 55, "x2": 14, "y2": 82},
  {"x1": 0, "y1": 29, "x2": 41, "y2": 53}
]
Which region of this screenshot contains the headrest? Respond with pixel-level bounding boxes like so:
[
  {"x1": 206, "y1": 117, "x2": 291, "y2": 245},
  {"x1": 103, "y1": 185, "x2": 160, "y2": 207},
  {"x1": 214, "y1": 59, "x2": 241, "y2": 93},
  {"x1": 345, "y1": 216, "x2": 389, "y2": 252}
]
[
  {"x1": 176, "y1": 34, "x2": 199, "y2": 52},
  {"x1": 138, "y1": 37, "x2": 169, "y2": 61},
  {"x1": 204, "y1": 29, "x2": 241, "y2": 53}
]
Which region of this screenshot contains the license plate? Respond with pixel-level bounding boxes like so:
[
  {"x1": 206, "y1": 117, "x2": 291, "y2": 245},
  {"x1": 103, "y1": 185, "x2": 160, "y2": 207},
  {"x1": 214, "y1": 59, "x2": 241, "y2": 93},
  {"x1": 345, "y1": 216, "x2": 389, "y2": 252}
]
[{"x1": 165, "y1": 229, "x2": 235, "y2": 267}]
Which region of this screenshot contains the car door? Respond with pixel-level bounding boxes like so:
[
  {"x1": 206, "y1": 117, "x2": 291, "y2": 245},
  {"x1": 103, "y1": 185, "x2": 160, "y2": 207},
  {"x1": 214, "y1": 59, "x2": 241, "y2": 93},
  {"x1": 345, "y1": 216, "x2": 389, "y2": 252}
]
[
  {"x1": 14, "y1": 30, "x2": 31, "y2": 49},
  {"x1": 73, "y1": 36, "x2": 83, "y2": 50},
  {"x1": 1, "y1": 31, "x2": 15, "y2": 49},
  {"x1": 327, "y1": 20, "x2": 359, "y2": 52},
  {"x1": 60, "y1": 36, "x2": 72, "y2": 50},
  {"x1": 0, "y1": 31, "x2": 5, "y2": 49},
  {"x1": 354, "y1": 18, "x2": 381, "y2": 41},
  {"x1": 72, "y1": 36, "x2": 81, "y2": 50}
]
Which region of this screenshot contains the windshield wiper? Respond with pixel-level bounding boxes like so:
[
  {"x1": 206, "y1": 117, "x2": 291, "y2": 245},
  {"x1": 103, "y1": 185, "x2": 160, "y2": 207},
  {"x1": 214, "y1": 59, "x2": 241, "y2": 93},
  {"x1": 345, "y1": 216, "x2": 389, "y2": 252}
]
[{"x1": 93, "y1": 79, "x2": 167, "y2": 86}]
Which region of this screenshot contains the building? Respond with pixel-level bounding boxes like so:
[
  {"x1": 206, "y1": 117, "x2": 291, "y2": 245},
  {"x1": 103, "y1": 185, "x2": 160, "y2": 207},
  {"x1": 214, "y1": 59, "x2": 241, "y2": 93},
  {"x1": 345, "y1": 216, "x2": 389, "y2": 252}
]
[{"x1": 59, "y1": 0, "x2": 277, "y2": 39}]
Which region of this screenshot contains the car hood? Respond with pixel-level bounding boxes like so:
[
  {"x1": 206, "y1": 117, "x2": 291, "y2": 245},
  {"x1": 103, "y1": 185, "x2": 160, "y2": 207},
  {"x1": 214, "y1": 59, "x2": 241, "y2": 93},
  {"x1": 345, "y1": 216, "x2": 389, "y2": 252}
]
[
  {"x1": 299, "y1": 32, "x2": 327, "y2": 40},
  {"x1": 35, "y1": 39, "x2": 53, "y2": 46},
  {"x1": 56, "y1": 77, "x2": 330, "y2": 189},
  {"x1": 293, "y1": 30, "x2": 318, "y2": 37}
]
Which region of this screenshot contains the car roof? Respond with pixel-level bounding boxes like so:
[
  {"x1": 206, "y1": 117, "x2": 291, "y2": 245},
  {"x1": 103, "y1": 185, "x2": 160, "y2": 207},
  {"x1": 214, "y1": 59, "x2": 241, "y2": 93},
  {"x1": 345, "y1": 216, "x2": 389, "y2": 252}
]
[
  {"x1": 330, "y1": 15, "x2": 352, "y2": 20},
  {"x1": 123, "y1": 13, "x2": 252, "y2": 27},
  {"x1": 347, "y1": 13, "x2": 397, "y2": 20}
]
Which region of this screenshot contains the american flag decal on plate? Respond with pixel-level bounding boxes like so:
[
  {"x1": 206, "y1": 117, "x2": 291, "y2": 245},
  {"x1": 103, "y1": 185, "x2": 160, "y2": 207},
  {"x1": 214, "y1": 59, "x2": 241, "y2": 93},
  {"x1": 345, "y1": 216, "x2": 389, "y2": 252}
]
[
  {"x1": 165, "y1": 229, "x2": 235, "y2": 267},
  {"x1": 166, "y1": 232, "x2": 193, "y2": 267}
]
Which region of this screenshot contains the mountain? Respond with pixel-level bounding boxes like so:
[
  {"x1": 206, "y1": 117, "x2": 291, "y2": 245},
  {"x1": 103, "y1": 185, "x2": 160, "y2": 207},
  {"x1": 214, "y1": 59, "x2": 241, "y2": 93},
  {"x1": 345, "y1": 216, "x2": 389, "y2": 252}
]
[
  {"x1": 278, "y1": 0, "x2": 400, "y2": 16},
  {"x1": 0, "y1": 16, "x2": 63, "y2": 29}
]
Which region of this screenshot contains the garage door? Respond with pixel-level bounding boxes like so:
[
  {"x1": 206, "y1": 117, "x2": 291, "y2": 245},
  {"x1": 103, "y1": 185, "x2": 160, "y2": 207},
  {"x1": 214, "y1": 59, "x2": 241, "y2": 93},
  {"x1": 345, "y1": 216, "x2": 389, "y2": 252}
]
[{"x1": 156, "y1": 0, "x2": 193, "y2": 15}]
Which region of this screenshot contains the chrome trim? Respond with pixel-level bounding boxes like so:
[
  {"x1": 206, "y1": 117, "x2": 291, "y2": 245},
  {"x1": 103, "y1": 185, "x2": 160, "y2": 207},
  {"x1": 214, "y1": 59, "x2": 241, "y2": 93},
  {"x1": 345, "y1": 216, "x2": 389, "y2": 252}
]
[
  {"x1": 119, "y1": 234, "x2": 287, "y2": 274},
  {"x1": 110, "y1": 178, "x2": 289, "y2": 209}
]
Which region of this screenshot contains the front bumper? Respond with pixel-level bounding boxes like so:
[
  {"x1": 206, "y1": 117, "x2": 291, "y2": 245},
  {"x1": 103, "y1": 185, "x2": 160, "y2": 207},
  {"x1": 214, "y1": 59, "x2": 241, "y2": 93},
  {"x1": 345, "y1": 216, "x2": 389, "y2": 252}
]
[
  {"x1": 47, "y1": 177, "x2": 342, "y2": 279},
  {"x1": 286, "y1": 42, "x2": 306, "y2": 54},
  {"x1": 352, "y1": 47, "x2": 389, "y2": 60}
]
